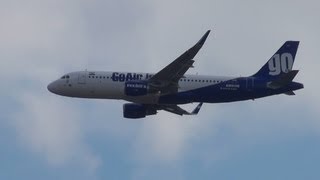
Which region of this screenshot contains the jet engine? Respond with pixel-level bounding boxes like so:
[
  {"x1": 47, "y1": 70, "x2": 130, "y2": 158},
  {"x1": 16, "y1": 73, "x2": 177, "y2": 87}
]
[{"x1": 123, "y1": 103, "x2": 157, "y2": 119}]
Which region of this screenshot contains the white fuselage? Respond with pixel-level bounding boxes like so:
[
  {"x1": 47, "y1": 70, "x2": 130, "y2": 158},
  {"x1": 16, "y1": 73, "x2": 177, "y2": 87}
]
[{"x1": 47, "y1": 71, "x2": 234, "y2": 104}]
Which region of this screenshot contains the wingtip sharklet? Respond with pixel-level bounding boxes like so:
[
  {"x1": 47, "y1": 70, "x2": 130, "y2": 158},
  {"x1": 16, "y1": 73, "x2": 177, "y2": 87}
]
[
  {"x1": 191, "y1": 102, "x2": 203, "y2": 115},
  {"x1": 197, "y1": 30, "x2": 211, "y2": 46}
]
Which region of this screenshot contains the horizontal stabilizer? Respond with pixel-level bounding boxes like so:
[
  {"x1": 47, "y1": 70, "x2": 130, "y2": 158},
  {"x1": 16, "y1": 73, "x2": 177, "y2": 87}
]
[{"x1": 267, "y1": 70, "x2": 299, "y2": 89}]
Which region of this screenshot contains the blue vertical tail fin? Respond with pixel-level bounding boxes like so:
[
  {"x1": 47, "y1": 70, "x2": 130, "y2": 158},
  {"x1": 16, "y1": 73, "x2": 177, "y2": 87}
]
[{"x1": 252, "y1": 41, "x2": 299, "y2": 80}]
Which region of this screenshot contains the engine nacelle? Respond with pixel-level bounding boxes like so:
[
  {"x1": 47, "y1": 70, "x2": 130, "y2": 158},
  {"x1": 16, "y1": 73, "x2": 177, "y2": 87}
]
[
  {"x1": 123, "y1": 103, "x2": 157, "y2": 119},
  {"x1": 125, "y1": 81, "x2": 149, "y2": 96}
]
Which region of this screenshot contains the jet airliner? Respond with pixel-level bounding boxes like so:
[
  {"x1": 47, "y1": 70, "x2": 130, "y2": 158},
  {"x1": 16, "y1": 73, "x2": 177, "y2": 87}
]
[{"x1": 48, "y1": 30, "x2": 304, "y2": 119}]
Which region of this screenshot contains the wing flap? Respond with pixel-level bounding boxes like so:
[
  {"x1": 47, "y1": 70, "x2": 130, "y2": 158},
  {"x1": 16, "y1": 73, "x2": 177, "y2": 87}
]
[{"x1": 161, "y1": 103, "x2": 203, "y2": 116}]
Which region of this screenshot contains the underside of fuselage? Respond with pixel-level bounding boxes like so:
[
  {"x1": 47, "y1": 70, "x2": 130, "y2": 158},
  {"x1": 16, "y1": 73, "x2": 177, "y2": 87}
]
[{"x1": 157, "y1": 80, "x2": 303, "y2": 104}]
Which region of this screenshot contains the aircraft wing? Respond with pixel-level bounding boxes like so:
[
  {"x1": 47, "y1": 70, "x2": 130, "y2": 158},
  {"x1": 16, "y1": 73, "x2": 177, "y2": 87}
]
[
  {"x1": 159, "y1": 102, "x2": 203, "y2": 116},
  {"x1": 148, "y1": 30, "x2": 211, "y2": 94}
]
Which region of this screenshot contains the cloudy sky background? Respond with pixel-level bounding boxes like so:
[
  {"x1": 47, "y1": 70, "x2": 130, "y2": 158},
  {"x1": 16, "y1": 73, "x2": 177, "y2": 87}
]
[{"x1": 1, "y1": 0, "x2": 319, "y2": 179}]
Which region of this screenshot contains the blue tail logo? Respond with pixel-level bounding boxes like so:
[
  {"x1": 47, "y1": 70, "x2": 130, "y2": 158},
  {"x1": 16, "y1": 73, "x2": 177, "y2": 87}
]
[
  {"x1": 268, "y1": 53, "x2": 293, "y2": 75},
  {"x1": 253, "y1": 41, "x2": 299, "y2": 79}
]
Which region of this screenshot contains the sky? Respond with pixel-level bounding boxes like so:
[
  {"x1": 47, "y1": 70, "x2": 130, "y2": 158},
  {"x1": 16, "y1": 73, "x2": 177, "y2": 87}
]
[{"x1": 0, "y1": 0, "x2": 319, "y2": 179}]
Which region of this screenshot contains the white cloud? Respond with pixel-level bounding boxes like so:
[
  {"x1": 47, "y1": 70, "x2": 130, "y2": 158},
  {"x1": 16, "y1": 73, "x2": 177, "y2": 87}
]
[
  {"x1": 0, "y1": 1, "x2": 101, "y2": 175},
  {"x1": 130, "y1": 105, "x2": 220, "y2": 165},
  {"x1": 133, "y1": 114, "x2": 189, "y2": 162},
  {"x1": 12, "y1": 92, "x2": 101, "y2": 173}
]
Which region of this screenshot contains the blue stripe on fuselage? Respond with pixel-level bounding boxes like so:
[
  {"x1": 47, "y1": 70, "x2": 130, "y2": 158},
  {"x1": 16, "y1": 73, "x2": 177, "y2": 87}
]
[{"x1": 158, "y1": 78, "x2": 303, "y2": 104}]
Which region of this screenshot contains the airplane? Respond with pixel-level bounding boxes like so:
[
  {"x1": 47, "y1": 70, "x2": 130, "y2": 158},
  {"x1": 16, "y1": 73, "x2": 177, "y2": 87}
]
[{"x1": 47, "y1": 30, "x2": 304, "y2": 119}]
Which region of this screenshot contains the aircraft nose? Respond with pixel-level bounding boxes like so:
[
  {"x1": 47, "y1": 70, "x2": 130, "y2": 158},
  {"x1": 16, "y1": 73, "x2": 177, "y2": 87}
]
[{"x1": 47, "y1": 81, "x2": 58, "y2": 94}]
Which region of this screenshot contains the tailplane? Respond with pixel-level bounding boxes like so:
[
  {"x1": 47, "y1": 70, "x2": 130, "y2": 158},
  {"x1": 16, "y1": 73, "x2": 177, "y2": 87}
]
[
  {"x1": 252, "y1": 41, "x2": 300, "y2": 80},
  {"x1": 266, "y1": 70, "x2": 299, "y2": 89}
]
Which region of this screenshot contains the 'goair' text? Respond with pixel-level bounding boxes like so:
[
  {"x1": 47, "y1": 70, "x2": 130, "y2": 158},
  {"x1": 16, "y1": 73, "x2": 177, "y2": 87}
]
[{"x1": 112, "y1": 72, "x2": 144, "y2": 82}]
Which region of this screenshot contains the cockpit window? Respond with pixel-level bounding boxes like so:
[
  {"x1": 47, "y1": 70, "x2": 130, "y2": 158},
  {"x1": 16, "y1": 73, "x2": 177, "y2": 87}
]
[{"x1": 61, "y1": 75, "x2": 70, "y2": 79}]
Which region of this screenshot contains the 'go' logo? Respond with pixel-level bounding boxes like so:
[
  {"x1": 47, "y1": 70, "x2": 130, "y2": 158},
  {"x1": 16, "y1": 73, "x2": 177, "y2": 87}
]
[{"x1": 268, "y1": 53, "x2": 293, "y2": 76}]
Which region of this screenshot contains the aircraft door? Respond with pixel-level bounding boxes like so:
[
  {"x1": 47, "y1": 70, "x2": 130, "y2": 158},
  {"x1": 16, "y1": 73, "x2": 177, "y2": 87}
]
[{"x1": 78, "y1": 71, "x2": 87, "y2": 84}]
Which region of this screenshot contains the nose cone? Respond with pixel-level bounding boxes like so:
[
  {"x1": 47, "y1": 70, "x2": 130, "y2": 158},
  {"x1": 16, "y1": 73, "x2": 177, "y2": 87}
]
[{"x1": 47, "y1": 81, "x2": 58, "y2": 94}]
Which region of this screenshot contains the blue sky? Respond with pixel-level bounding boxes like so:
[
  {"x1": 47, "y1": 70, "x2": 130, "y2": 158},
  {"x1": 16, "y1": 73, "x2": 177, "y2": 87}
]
[{"x1": 1, "y1": 0, "x2": 319, "y2": 179}]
